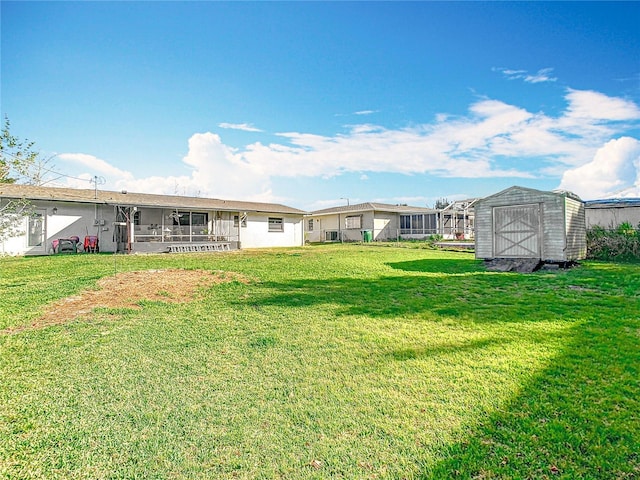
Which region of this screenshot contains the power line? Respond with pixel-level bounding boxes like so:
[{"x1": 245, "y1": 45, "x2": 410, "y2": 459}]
[{"x1": 2, "y1": 150, "x2": 95, "y2": 183}]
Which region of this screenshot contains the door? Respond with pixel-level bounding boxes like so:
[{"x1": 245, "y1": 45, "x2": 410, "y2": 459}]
[
  {"x1": 27, "y1": 209, "x2": 46, "y2": 253},
  {"x1": 493, "y1": 204, "x2": 541, "y2": 258}
]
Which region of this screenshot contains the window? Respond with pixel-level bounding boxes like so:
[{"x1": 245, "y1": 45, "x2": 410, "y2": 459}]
[
  {"x1": 345, "y1": 215, "x2": 362, "y2": 229},
  {"x1": 268, "y1": 217, "x2": 284, "y2": 232},
  {"x1": 325, "y1": 231, "x2": 338, "y2": 242},
  {"x1": 308, "y1": 219, "x2": 314, "y2": 231},
  {"x1": 133, "y1": 211, "x2": 141, "y2": 226},
  {"x1": 234, "y1": 214, "x2": 247, "y2": 228},
  {"x1": 191, "y1": 212, "x2": 207, "y2": 226},
  {"x1": 400, "y1": 213, "x2": 437, "y2": 234}
]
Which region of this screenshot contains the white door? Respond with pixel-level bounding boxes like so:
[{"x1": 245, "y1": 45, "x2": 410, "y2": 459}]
[{"x1": 493, "y1": 204, "x2": 541, "y2": 258}]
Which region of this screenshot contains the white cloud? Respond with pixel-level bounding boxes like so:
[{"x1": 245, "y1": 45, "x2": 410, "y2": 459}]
[
  {"x1": 495, "y1": 67, "x2": 557, "y2": 83},
  {"x1": 218, "y1": 123, "x2": 263, "y2": 132},
  {"x1": 58, "y1": 153, "x2": 133, "y2": 180},
  {"x1": 56, "y1": 88, "x2": 639, "y2": 204},
  {"x1": 564, "y1": 89, "x2": 640, "y2": 121},
  {"x1": 354, "y1": 110, "x2": 377, "y2": 116},
  {"x1": 524, "y1": 68, "x2": 557, "y2": 84},
  {"x1": 558, "y1": 137, "x2": 640, "y2": 199}
]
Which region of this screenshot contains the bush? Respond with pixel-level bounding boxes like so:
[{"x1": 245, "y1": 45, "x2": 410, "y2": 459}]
[{"x1": 586, "y1": 223, "x2": 640, "y2": 261}]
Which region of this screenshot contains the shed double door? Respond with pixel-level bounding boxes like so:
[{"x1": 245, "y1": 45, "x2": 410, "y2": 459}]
[{"x1": 493, "y1": 204, "x2": 541, "y2": 258}]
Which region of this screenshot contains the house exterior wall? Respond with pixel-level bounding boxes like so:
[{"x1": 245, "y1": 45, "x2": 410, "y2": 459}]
[
  {"x1": 373, "y1": 212, "x2": 397, "y2": 240},
  {"x1": 239, "y1": 213, "x2": 303, "y2": 248},
  {"x1": 585, "y1": 205, "x2": 640, "y2": 229},
  {"x1": 1, "y1": 200, "x2": 116, "y2": 255},
  {"x1": 475, "y1": 187, "x2": 586, "y2": 262},
  {"x1": 1, "y1": 201, "x2": 303, "y2": 255}
]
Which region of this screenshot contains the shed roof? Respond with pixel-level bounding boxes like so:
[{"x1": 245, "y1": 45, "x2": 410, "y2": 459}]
[
  {"x1": 0, "y1": 184, "x2": 307, "y2": 215},
  {"x1": 476, "y1": 185, "x2": 582, "y2": 204},
  {"x1": 311, "y1": 202, "x2": 437, "y2": 216}
]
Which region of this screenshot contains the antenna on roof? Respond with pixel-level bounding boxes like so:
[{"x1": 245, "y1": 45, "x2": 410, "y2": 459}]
[{"x1": 90, "y1": 175, "x2": 106, "y2": 199}]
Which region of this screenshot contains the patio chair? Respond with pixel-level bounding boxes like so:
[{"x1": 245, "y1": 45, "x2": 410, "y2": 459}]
[{"x1": 84, "y1": 235, "x2": 99, "y2": 253}]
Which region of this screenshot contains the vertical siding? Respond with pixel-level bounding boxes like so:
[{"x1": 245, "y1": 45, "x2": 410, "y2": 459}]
[
  {"x1": 475, "y1": 186, "x2": 583, "y2": 261},
  {"x1": 564, "y1": 198, "x2": 587, "y2": 260}
]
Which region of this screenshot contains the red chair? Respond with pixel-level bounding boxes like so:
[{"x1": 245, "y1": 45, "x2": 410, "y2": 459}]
[{"x1": 84, "y1": 236, "x2": 99, "y2": 253}]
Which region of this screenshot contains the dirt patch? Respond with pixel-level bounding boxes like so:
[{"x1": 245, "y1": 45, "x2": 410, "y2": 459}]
[{"x1": 2, "y1": 269, "x2": 250, "y2": 334}]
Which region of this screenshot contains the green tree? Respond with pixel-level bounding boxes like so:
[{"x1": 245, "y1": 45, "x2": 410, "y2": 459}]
[
  {"x1": 0, "y1": 116, "x2": 50, "y2": 242},
  {"x1": 434, "y1": 198, "x2": 450, "y2": 210}
]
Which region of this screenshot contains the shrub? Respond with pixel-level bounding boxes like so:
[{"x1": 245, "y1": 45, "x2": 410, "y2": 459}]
[{"x1": 586, "y1": 223, "x2": 640, "y2": 261}]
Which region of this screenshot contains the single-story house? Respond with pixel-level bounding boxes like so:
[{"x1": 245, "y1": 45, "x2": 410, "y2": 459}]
[
  {"x1": 474, "y1": 186, "x2": 586, "y2": 263},
  {"x1": 0, "y1": 184, "x2": 307, "y2": 255},
  {"x1": 584, "y1": 198, "x2": 640, "y2": 229},
  {"x1": 306, "y1": 202, "x2": 440, "y2": 243}
]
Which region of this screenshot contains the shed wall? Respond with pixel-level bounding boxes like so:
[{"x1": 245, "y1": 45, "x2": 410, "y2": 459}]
[
  {"x1": 475, "y1": 187, "x2": 585, "y2": 261},
  {"x1": 564, "y1": 198, "x2": 587, "y2": 261}
]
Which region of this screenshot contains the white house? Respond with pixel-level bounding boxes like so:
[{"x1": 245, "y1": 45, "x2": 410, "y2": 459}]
[
  {"x1": 0, "y1": 184, "x2": 307, "y2": 255},
  {"x1": 306, "y1": 202, "x2": 440, "y2": 243}
]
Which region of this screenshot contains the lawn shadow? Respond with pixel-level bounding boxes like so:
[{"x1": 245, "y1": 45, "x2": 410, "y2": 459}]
[
  {"x1": 246, "y1": 266, "x2": 619, "y2": 324},
  {"x1": 422, "y1": 314, "x2": 639, "y2": 479},
  {"x1": 244, "y1": 259, "x2": 639, "y2": 477},
  {"x1": 387, "y1": 337, "x2": 501, "y2": 361},
  {"x1": 386, "y1": 257, "x2": 483, "y2": 274}
]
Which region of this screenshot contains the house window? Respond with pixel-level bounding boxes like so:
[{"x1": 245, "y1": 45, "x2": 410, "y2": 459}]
[
  {"x1": 27, "y1": 212, "x2": 44, "y2": 247},
  {"x1": 191, "y1": 212, "x2": 207, "y2": 226},
  {"x1": 325, "y1": 231, "x2": 338, "y2": 242},
  {"x1": 233, "y1": 214, "x2": 247, "y2": 228},
  {"x1": 400, "y1": 213, "x2": 439, "y2": 234},
  {"x1": 268, "y1": 217, "x2": 284, "y2": 232},
  {"x1": 133, "y1": 211, "x2": 141, "y2": 226},
  {"x1": 345, "y1": 215, "x2": 362, "y2": 229}
]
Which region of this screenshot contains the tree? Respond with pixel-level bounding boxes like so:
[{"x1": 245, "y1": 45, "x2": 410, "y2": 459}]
[
  {"x1": 0, "y1": 116, "x2": 49, "y2": 242},
  {"x1": 434, "y1": 198, "x2": 451, "y2": 210}
]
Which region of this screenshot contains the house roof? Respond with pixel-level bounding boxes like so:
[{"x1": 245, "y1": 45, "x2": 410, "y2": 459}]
[
  {"x1": 584, "y1": 198, "x2": 640, "y2": 209},
  {"x1": 311, "y1": 202, "x2": 437, "y2": 216},
  {"x1": 0, "y1": 184, "x2": 307, "y2": 215}
]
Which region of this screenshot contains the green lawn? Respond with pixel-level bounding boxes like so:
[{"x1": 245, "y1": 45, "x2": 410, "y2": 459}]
[{"x1": 1, "y1": 245, "x2": 638, "y2": 479}]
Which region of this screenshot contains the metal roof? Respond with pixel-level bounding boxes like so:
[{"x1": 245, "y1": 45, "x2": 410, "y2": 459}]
[
  {"x1": 311, "y1": 202, "x2": 437, "y2": 216},
  {"x1": 584, "y1": 198, "x2": 640, "y2": 208},
  {"x1": 0, "y1": 184, "x2": 307, "y2": 215}
]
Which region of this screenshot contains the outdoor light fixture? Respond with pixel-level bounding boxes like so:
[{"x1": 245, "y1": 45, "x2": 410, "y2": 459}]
[{"x1": 52, "y1": 207, "x2": 58, "y2": 215}]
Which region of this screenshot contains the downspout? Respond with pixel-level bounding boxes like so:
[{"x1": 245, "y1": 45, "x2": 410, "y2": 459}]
[{"x1": 238, "y1": 212, "x2": 241, "y2": 250}]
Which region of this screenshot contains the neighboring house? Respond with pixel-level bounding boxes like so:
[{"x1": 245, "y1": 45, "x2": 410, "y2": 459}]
[
  {"x1": 584, "y1": 198, "x2": 640, "y2": 229},
  {"x1": 306, "y1": 202, "x2": 440, "y2": 243},
  {"x1": 474, "y1": 186, "x2": 586, "y2": 263},
  {"x1": 0, "y1": 184, "x2": 306, "y2": 255}
]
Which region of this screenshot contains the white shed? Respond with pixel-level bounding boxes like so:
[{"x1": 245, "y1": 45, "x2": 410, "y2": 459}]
[{"x1": 474, "y1": 186, "x2": 586, "y2": 263}]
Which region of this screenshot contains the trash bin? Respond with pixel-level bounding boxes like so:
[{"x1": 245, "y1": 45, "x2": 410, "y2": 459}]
[{"x1": 362, "y1": 230, "x2": 373, "y2": 242}]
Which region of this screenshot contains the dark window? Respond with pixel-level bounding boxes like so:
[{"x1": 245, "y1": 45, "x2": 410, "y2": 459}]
[{"x1": 268, "y1": 217, "x2": 284, "y2": 232}]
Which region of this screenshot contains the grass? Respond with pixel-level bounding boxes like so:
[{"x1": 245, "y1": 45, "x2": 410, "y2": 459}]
[{"x1": 0, "y1": 245, "x2": 638, "y2": 479}]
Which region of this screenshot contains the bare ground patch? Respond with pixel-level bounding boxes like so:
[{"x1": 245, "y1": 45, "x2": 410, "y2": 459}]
[{"x1": 2, "y1": 269, "x2": 250, "y2": 334}]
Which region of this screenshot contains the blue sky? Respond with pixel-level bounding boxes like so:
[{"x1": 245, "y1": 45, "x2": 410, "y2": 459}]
[{"x1": 2, "y1": 1, "x2": 639, "y2": 210}]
